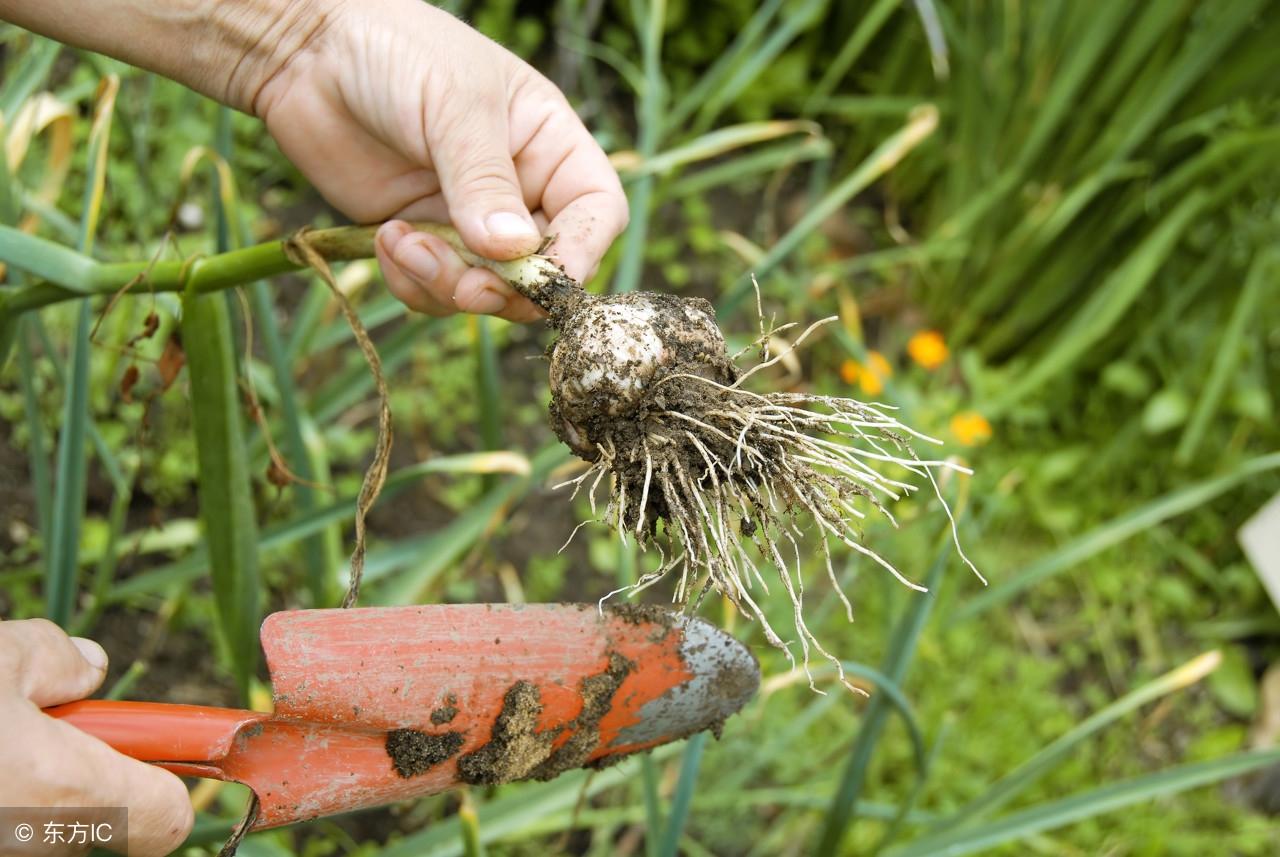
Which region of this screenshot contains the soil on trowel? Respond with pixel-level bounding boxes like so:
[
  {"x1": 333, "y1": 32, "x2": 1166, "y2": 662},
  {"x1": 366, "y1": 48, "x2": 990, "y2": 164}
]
[
  {"x1": 430, "y1": 693, "x2": 459, "y2": 725},
  {"x1": 603, "y1": 603, "x2": 677, "y2": 642},
  {"x1": 456, "y1": 651, "x2": 635, "y2": 785},
  {"x1": 528, "y1": 651, "x2": 633, "y2": 780},
  {"x1": 385, "y1": 728, "x2": 465, "y2": 778},
  {"x1": 456, "y1": 680, "x2": 554, "y2": 785}
]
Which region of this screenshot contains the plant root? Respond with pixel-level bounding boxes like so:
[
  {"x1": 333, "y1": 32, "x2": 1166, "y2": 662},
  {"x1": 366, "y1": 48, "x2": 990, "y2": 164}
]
[{"x1": 540, "y1": 286, "x2": 981, "y2": 694}]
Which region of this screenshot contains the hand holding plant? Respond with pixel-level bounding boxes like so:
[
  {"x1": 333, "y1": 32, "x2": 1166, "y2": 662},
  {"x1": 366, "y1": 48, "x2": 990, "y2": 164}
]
[{"x1": 0, "y1": 0, "x2": 629, "y2": 322}]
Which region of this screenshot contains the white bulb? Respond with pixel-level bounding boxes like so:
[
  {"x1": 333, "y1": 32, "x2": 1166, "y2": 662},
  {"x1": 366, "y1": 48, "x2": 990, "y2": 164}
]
[{"x1": 550, "y1": 299, "x2": 667, "y2": 417}]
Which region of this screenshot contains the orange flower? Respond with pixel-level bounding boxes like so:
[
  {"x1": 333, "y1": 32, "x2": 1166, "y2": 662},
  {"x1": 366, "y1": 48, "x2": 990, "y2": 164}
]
[
  {"x1": 840, "y1": 351, "x2": 891, "y2": 396},
  {"x1": 839, "y1": 359, "x2": 860, "y2": 385},
  {"x1": 950, "y1": 410, "x2": 993, "y2": 446},
  {"x1": 907, "y1": 330, "x2": 949, "y2": 370}
]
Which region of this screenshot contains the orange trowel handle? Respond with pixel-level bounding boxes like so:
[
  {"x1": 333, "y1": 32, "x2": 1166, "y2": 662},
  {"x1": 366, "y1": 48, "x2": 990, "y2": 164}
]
[{"x1": 44, "y1": 700, "x2": 270, "y2": 764}]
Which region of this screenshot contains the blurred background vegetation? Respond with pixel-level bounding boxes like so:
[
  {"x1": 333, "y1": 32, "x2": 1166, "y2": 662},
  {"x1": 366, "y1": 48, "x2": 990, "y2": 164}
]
[{"x1": 2, "y1": 0, "x2": 1279, "y2": 854}]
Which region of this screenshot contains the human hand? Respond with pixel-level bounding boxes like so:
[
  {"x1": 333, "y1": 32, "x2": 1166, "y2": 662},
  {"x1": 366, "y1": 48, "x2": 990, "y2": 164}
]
[
  {"x1": 0, "y1": 619, "x2": 192, "y2": 857},
  {"x1": 251, "y1": 0, "x2": 629, "y2": 322}
]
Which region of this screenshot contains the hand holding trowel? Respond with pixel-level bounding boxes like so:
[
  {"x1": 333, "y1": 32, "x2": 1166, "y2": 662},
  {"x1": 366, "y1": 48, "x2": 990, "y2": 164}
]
[{"x1": 45, "y1": 604, "x2": 758, "y2": 830}]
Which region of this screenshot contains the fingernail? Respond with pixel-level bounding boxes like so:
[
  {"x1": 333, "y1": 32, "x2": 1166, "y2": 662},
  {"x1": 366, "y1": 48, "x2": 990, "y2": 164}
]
[
  {"x1": 484, "y1": 211, "x2": 539, "y2": 241},
  {"x1": 377, "y1": 220, "x2": 411, "y2": 253},
  {"x1": 72, "y1": 637, "x2": 108, "y2": 671},
  {"x1": 459, "y1": 286, "x2": 509, "y2": 315},
  {"x1": 398, "y1": 240, "x2": 440, "y2": 286}
]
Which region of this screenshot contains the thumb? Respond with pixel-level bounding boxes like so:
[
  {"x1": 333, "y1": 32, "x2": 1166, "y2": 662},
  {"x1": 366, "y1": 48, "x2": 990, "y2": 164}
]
[
  {"x1": 0, "y1": 618, "x2": 108, "y2": 707},
  {"x1": 429, "y1": 105, "x2": 541, "y2": 260}
]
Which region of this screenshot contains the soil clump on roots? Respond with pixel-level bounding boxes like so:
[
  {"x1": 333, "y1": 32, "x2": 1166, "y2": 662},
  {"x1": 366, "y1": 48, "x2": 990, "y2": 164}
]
[{"x1": 525, "y1": 266, "x2": 981, "y2": 692}]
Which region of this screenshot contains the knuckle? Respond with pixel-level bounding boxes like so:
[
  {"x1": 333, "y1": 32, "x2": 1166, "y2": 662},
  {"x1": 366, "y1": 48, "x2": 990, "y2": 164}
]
[
  {"x1": 450, "y1": 156, "x2": 520, "y2": 200},
  {"x1": 22, "y1": 617, "x2": 65, "y2": 642},
  {"x1": 8, "y1": 618, "x2": 65, "y2": 664}
]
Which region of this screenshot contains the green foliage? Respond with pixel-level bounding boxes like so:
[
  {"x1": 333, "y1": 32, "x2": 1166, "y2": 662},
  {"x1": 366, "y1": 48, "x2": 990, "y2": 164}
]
[{"x1": 1, "y1": 2, "x2": 1278, "y2": 856}]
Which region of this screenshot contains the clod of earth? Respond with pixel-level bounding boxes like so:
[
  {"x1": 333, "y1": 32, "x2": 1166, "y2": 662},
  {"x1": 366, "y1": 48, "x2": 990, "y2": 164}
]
[
  {"x1": 421, "y1": 228, "x2": 981, "y2": 689},
  {"x1": 430, "y1": 694, "x2": 459, "y2": 726},
  {"x1": 385, "y1": 728, "x2": 465, "y2": 778},
  {"x1": 528, "y1": 652, "x2": 633, "y2": 780},
  {"x1": 456, "y1": 652, "x2": 634, "y2": 785}
]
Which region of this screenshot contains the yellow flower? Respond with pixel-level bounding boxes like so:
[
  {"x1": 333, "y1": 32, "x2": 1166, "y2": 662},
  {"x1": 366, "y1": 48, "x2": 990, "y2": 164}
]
[
  {"x1": 950, "y1": 410, "x2": 993, "y2": 446},
  {"x1": 907, "y1": 330, "x2": 949, "y2": 370},
  {"x1": 840, "y1": 351, "x2": 891, "y2": 396}
]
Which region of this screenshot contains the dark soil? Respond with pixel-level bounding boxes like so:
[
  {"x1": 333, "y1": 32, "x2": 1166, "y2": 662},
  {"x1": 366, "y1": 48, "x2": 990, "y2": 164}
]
[
  {"x1": 430, "y1": 693, "x2": 459, "y2": 726},
  {"x1": 528, "y1": 651, "x2": 633, "y2": 780},
  {"x1": 385, "y1": 728, "x2": 465, "y2": 778},
  {"x1": 547, "y1": 291, "x2": 737, "y2": 464},
  {"x1": 456, "y1": 650, "x2": 635, "y2": 786},
  {"x1": 455, "y1": 680, "x2": 554, "y2": 786}
]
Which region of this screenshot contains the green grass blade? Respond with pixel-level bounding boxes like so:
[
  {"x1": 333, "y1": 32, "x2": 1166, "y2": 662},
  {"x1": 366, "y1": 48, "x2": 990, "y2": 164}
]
[
  {"x1": 889, "y1": 749, "x2": 1280, "y2": 857},
  {"x1": 15, "y1": 319, "x2": 52, "y2": 537},
  {"x1": 0, "y1": 312, "x2": 16, "y2": 369},
  {"x1": 46, "y1": 75, "x2": 118, "y2": 626},
  {"x1": 370, "y1": 445, "x2": 567, "y2": 604},
  {"x1": 1009, "y1": 3, "x2": 1131, "y2": 175},
  {"x1": 612, "y1": 0, "x2": 666, "y2": 295},
  {"x1": 803, "y1": 0, "x2": 899, "y2": 113},
  {"x1": 718, "y1": 106, "x2": 938, "y2": 314},
  {"x1": 0, "y1": 36, "x2": 59, "y2": 120},
  {"x1": 666, "y1": 0, "x2": 785, "y2": 130},
  {"x1": 658, "y1": 733, "x2": 707, "y2": 857},
  {"x1": 0, "y1": 224, "x2": 97, "y2": 292},
  {"x1": 181, "y1": 287, "x2": 261, "y2": 702},
  {"x1": 940, "y1": 651, "x2": 1221, "y2": 828},
  {"x1": 910, "y1": 0, "x2": 949, "y2": 80},
  {"x1": 45, "y1": 309, "x2": 91, "y2": 626},
  {"x1": 1175, "y1": 247, "x2": 1278, "y2": 464},
  {"x1": 816, "y1": 534, "x2": 954, "y2": 855},
  {"x1": 642, "y1": 755, "x2": 664, "y2": 857},
  {"x1": 472, "y1": 315, "x2": 505, "y2": 455},
  {"x1": 990, "y1": 189, "x2": 1210, "y2": 410},
  {"x1": 378, "y1": 744, "x2": 683, "y2": 857},
  {"x1": 953, "y1": 451, "x2": 1280, "y2": 623}
]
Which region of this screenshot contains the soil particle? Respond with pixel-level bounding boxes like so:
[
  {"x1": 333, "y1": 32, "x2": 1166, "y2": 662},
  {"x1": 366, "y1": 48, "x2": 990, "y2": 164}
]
[
  {"x1": 548, "y1": 291, "x2": 737, "y2": 466},
  {"x1": 604, "y1": 602, "x2": 674, "y2": 629},
  {"x1": 456, "y1": 652, "x2": 635, "y2": 786},
  {"x1": 456, "y1": 681, "x2": 554, "y2": 786},
  {"x1": 385, "y1": 728, "x2": 465, "y2": 778},
  {"x1": 430, "y1": 693, "x2": 459, "y2": 726},
  {"x1": 528, "y1": 652, "x2": 634, "y2": 781},
  {"x1": 603, "y1": 603, "x2": 677, "y2": 644}
]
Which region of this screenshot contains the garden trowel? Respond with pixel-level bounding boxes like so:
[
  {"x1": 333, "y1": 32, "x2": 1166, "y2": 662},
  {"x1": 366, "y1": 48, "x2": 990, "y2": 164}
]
[{"x1": 44, "y1": 604, "x2": 758, "y2": 829}]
